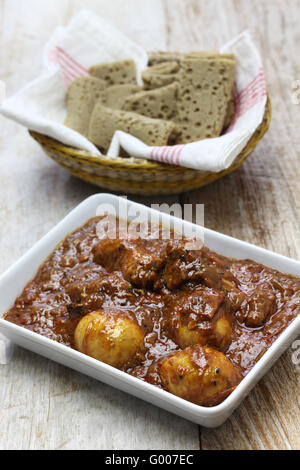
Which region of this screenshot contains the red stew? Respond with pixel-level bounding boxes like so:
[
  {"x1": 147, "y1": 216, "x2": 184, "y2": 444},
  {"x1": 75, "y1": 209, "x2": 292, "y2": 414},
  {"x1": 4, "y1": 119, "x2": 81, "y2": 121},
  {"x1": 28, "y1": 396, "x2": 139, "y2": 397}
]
[{"x1": 4, "y1": 217, "x2": 300, "y2": 407}]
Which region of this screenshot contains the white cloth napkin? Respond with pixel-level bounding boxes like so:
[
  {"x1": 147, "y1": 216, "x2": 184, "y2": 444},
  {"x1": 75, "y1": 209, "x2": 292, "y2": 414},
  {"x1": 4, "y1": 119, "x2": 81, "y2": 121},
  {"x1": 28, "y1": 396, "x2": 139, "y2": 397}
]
[{"x1": 0, "y1": 10, "x2": 267, "y2": 172}]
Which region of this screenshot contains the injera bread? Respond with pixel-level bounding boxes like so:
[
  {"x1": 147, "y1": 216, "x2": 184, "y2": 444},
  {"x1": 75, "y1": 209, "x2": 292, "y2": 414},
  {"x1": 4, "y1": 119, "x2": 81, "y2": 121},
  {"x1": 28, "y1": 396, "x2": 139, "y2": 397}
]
[
  {"x1": 148, "y1": 51, "x2": 235, "y2": 65},
  {"x1": 122, "y1": 82, "x2": 178, "y2": 120},
  {"x1": 175, "y1": 56, "x2": 236, "y2": 144},
  {"x1": 65, "y1": 76, "x2": 107, "y2": 136},
  {"x1": 101, "y1": 84, "x2": 142, "y2": 109},
  {"x1": 89, "y1": 60, "x2": 137, "y2": 86},
  {"x1": 88, "y1": 104, "x2": 177, "y2": 150},
  {"x1": 142, "y1": 61, "x2": 180, "y2": 89}
]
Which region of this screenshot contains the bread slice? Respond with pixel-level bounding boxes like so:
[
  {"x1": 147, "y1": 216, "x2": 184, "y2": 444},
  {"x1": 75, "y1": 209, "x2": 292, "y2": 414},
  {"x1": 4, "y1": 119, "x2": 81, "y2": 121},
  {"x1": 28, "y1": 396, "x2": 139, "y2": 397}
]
[
  {"x1": 223, "y1": 98, "x2": 236, "y2": 131},
  {"x1": 101, "y1": 84, "x2": 142, "y2": 109},
  {"x1": 122, "y1": 82, "x2": 178, "y2": 120},
  {"x1": 148, "y1": 52, "x2": 185, "y2": 66},
  {"x1": 88, "y1": 104, "x2": 177, "y2": 150},
  {"x1": 146, "y1": 62, "x2": 180, "y2": 74},
  {"x1": 89, "y1": 60, "x2": 137, "y2": 86},
  {"x1": 175, "y1": 56, "x2": 236, "y2": 144},
  {"x1": 148, "y1": 51, "x2": 235, "y2": 65},
  {"x1": 186, "y1": 52, "x2": 235, "y2": 61},
  {"x1": 65, "y1": 76, "x2": 107, "y2": 136},
  {"x1": 142, "y1": 61, "x2": 180, "y2": 89}
]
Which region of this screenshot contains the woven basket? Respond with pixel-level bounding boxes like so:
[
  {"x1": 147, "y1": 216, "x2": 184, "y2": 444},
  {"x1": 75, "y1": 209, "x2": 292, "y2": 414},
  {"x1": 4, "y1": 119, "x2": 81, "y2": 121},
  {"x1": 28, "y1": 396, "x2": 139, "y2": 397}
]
[{"x1": 29, "y1": 96, "x2": 271, "y2": 196}]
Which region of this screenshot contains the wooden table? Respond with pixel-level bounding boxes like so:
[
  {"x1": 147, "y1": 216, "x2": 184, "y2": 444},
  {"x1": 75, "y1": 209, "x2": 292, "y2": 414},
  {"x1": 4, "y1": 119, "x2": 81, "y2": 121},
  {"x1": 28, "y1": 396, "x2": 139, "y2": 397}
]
[{"x1": 0, "y1": 0, "x2": 299, "y2": 450}]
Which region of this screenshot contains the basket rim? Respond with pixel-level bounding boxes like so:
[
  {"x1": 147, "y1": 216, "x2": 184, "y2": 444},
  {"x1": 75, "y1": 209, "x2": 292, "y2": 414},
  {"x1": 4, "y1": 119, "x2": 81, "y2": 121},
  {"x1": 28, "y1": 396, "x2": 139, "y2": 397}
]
[{"x1": 29, "y1": 94, "x2": 271, "y2": 174}]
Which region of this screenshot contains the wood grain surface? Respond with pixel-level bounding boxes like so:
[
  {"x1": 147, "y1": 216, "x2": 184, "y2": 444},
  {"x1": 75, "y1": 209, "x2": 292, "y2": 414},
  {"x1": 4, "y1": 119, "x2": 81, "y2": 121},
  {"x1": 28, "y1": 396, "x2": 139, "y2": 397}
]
[{"x1": 0, "y1": 0, "x2": 299, "y2": 450}]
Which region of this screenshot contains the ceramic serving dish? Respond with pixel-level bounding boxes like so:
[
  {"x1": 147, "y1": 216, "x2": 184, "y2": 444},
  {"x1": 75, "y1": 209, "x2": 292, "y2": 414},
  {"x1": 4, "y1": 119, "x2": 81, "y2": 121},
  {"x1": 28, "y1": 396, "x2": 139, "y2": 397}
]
[{"x1": 0, "y1": 193, "x2": 299, "y2": 428}]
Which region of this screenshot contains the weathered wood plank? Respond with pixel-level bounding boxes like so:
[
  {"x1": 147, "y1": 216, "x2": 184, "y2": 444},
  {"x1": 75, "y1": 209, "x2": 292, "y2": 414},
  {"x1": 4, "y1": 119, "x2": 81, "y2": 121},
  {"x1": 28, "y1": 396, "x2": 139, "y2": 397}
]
[{"x1": 0, "y1": 0, "x2": 299, "y2": 450}]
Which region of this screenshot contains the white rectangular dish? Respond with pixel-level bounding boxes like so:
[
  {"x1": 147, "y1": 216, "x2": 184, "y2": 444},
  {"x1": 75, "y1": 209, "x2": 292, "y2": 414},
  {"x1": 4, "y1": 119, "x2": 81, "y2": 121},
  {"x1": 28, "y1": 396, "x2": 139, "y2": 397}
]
[{"x1": 0, "y1": 194, "x2": 299, "y2": 428}]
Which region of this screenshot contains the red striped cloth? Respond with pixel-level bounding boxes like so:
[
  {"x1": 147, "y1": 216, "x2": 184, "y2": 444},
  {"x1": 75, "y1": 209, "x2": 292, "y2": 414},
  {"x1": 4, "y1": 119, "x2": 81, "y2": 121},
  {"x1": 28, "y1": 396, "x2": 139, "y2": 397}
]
[
  {"x1": 226, "y1": 67, "x2": 267, "y2": 132},
  {"x1": 52, "y1": 46, "x2": 89, "y2": 86},
  {"x1": 150, "y1": 145, "x2": 185, "y2": 165}
]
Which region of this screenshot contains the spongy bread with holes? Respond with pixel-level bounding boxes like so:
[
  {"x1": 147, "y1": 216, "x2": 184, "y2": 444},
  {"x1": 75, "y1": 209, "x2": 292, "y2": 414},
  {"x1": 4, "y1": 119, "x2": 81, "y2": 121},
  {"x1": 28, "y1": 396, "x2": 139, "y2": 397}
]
[
  {"x1": 65, "y1": 76, "x2": 107, "y2": 136},
  {"x1": 148, "y1": 51, "x2": 235, "y2": 66},
  {"x1": 175, "y1": 56, "x2": 236, "y2": 144},
  {"x1": 122, "y1": 82, "x2": 178, "y2": 120},
  {"x1": 88, "y1": 104, "x2": 177, "y2": 150},
  {"x1": 89, "y1": 59, "x2": 137, "y2": 86},
  {"x1": 101, "y1": 84, "x2": 142, "y2": 110},
  {"x1": 142, "y1": 61, "x2": 180, "y2": 89},
  {"x1": 148, "y1": 51, "x2": 185, "y2": 66}
]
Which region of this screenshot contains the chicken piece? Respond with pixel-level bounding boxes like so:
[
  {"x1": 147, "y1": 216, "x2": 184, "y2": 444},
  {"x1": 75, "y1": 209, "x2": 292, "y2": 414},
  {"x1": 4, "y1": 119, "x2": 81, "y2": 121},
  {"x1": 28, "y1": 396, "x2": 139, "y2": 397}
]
[
  {"x1": 238, "y1": 283, "x2": 276, "y2": 328},
  {"x1": 93, "y1": 238, "x2": 123, "y2": 271},
  {"x1": 158, "y1": 345, "x2": 242, "y2": 406},
  {"x1": 222, "y1": 278, "x2": 246, "y2": 311},
  {"x1": 162, "y1": 242, "x2": 204, "y2": 290},
  {"x1": 165, "y1": 287, "x2": 232, "y2": 351},
  {"x1": 120, "y1": 241, "x2": 164, "y2": 289},
  {"x1": 94, "y1": 238, "x2": 165, "y2": 289},
  {"x1": 75, "y1": 309, "x2": 144, "y2": 368},
  {"x1": 162, "y1": 242, "x2": 229, "y2": 290},
  {"x1": 172, "y1": 286, "x2": 225, "y2": 321},
  {"x1": 66, "y1": 279, "x2": 105, "y2": 318},
  {"x1": 66, "y1": 272, "x2": 132, "y2": 318}
]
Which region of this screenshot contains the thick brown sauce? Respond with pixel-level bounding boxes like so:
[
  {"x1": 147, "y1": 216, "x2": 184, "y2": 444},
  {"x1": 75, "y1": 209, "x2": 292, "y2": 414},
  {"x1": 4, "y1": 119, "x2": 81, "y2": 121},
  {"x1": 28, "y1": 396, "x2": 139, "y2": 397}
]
[{"x1": 5, "y1": 217, "x2": 300, "y2": 404}]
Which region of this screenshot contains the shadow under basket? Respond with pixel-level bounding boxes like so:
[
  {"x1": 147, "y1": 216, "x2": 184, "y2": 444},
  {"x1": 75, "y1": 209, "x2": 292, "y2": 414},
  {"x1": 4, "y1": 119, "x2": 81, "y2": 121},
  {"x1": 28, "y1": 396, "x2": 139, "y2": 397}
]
[{"x1": 29, "y1": 96, "x2": 271, "y2": 196}]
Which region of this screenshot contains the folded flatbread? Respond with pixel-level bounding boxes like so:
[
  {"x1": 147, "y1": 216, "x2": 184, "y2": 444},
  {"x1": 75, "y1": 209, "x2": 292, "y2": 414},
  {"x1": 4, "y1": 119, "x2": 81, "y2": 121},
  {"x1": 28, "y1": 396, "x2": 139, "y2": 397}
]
[
  {"x1": 142, "y1": 61, "x2": 180, "y2": 89},
  {"x1": 148, "y1": 51, "x2": 235, "y2": 65},
  {"x1": 175, "y1": 56, "x2": 236, "y2": 144},
  {"x1": 89, "y1": 60, "x2": 137, "y2": 86},
  {"x1": 101, "y1": 84, "x2": 142, "y2": 109},
  {"x1": 65, "y1": 76, "x2": 107, "y2": 136},
  {"x1": 188, "y1": 54, "x2": 236, "y2": 131},
  {"x1": 148, "y1": 52, "x2": 184, "y2": 66},
  {"x1": 88, "y1": 104, "x2": 177, "y2": 150},
  {"x1": 223, "y1": 98, "x2": 236, "y2": 130},
  {"x1": 186, "y1": 52, "x2": 235, "y2": 61},
  {"x1": 122, "y1": 82, "x2": 178, "y2": 120}
]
